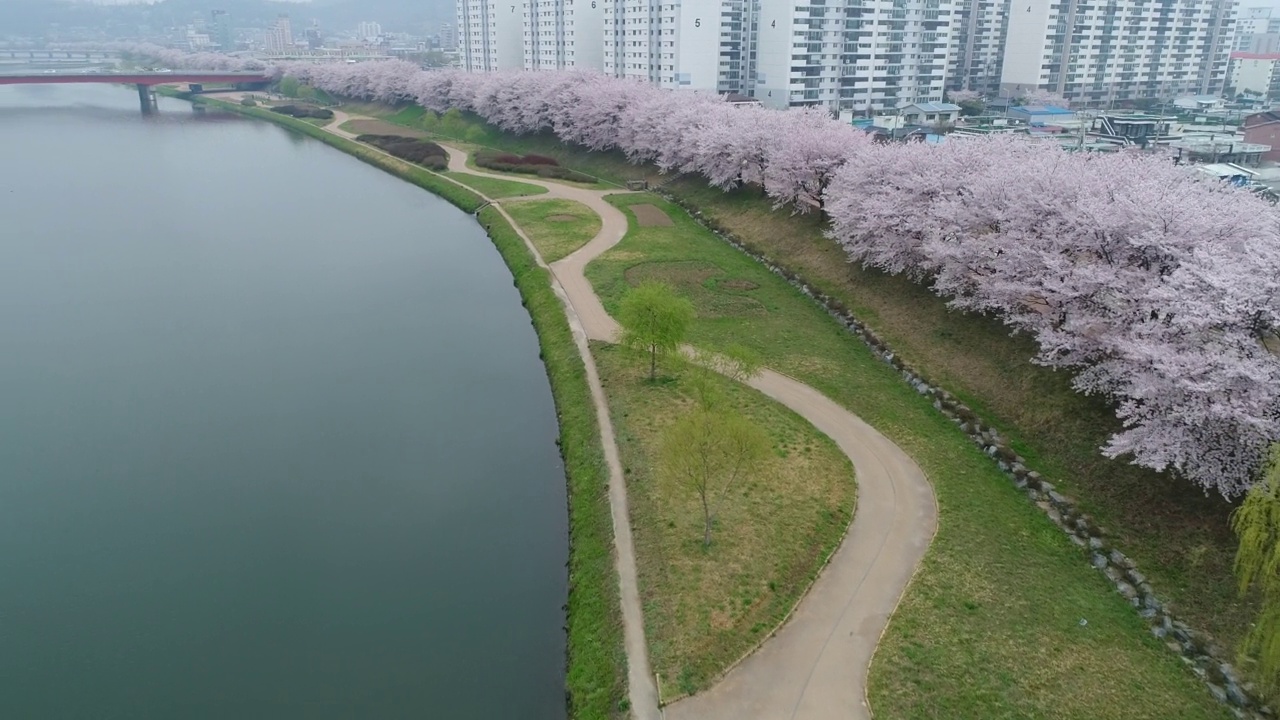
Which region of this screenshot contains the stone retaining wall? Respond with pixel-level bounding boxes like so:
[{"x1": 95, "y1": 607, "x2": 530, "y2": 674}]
[{"x1": 659, "y1": 192, "x2": 1273, "y2": 719}]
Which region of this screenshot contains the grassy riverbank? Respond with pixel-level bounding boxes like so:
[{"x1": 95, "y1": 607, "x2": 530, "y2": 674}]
[
  {"x1": 180, "y1": 91, "x2": 626, "y2": 720},
  {"x1": 592, "y1": 342, "x2": 856, "y2": 698},
  {"x1": 348, "y1": 102, "x2": 1252, "y2": 662},
  {"x1": 443, "y1": 171, "x2": 548, "y2": 200},
  {"x1": 585, "y1": 194, "x2": 1230, "y2": 719},
  {"x1": 456, "y1": 119, "x2": 1249, "y2": 658},
  {"x1": 480, "y1": 208, "x2": 625, "y2": 720},
  {"x1": 504, "y1": 199, "x2": 602, "y2": 262}
]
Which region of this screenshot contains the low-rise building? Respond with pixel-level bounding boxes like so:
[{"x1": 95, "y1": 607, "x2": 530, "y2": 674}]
[
  {"x1": 1171, "y1": 133, "x2": 1271, "y2": 165},
  {"x1": 1243, "y1": 110, "x2": 1280, "y2": 162},
  {"x1": 1007, "y1": 104, "x2": 1075, "y2": 125},
  {"x1": 1089, "y1": 113, "x2": 1177, "y2": 147},
  {"x1": 899, "y1": 102, "x2": 961, "y2": 126}
]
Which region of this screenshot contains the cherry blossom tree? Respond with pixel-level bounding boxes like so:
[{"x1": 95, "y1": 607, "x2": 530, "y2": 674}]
[
  {"x1": 133, "y1": 46, "x2": 1280, "y2": 495},
  {"x1": 1019, "y1": 89, "x2": 1070, "y2": 108}
]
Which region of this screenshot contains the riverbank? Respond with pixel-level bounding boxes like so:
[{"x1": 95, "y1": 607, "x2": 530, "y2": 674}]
[
  {"x1": 180, "y1": 91, "x2": 627, "y2": 720},
  {"x1": 176, "y1": 90, "x2": 1238, "y2": 719}
]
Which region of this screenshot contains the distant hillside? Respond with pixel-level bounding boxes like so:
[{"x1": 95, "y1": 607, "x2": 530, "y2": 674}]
[{"x1": 0, "y1": 0, "x2": 454, "y2": 39}]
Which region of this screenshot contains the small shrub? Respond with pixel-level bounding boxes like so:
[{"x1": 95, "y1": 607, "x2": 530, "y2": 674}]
[
  {"x1": 269, "y1": 104, "x2": 333, "y2": 120},
  {"x1": 356, "y1": 134, "x2": 448, "y2": 170},
  {"x1": 476, "y1": 151, "x2": 562, "y2": 170},
  {"x1": 536, "y1": 166, "x2": 597, "y2": 183},
  {"x1": 239, "y1": 97, "x2": 257, "y2": 107}
]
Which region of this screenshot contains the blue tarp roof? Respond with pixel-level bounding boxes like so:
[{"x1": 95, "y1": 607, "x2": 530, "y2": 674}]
[{"x1": 1012, "y1": 105, "x2": 1073, "y2": 115}]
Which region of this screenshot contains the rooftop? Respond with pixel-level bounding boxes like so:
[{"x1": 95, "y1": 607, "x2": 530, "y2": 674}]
[
  {"x1": 902, "y1": 101, "x2": 960, "y2": 112},
  {"x1": 1198, "y1": 162, "x2": 1259, "y2": 178},
  {"x1": 1012, "y1": 105, "x2": 1074, "y2": 115},
  {"x1": 1171, "y1": 137, "x2": 1272, "y2": 154}
]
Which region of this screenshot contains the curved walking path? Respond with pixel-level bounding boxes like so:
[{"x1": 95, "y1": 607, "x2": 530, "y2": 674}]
[{"x1": 319, "y1": 115, "x2": 938, "y2": 720}]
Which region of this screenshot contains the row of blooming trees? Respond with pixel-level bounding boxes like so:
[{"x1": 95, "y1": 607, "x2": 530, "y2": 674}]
[{"x1": 122, "y1": 44, "x2": 1280, "y2": 496}]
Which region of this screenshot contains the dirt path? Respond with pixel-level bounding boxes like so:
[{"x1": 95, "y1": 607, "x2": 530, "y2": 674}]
[{"x1": 311, "y1": 116, "x2": 937, "y2": 720}]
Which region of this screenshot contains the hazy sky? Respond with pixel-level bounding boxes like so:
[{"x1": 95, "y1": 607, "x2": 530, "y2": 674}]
[{"x1": 82, "y1": 0, "x2": 312, "y2": 4}]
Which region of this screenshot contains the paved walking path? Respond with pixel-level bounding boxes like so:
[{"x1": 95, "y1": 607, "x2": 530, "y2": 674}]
[{"x1": 309, "y1": 113, "x2": 938, "y2": 720}]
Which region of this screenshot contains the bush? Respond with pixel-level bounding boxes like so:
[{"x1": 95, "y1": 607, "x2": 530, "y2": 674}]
[
  {"x1": 270, "y1": 104, "x2": 334, "y2": 120},
  {"x1": 476, "y1": 151, "x2": 562, "y2": 169},
  {"x1": 536, "y1": 166, "x2": 597, "y2": 183},
  {"x1": 356, "y1": 134, "x2": 449, "y2": 171},
  {"x1": 239, "y1": 97, "x2": 257, "y2": 107},
  {"x1": 470, "y1": 151, "x2": 594, "y2": 183}
]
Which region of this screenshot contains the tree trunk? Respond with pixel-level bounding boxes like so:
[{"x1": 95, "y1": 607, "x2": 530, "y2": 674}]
[{"x1": 701, "y1": 493, "x2": 712, "y2": 547}]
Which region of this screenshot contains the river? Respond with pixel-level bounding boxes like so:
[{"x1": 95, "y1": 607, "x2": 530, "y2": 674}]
[{"x1": 0, "y1": 83, "x2": 568, "y2": 719}]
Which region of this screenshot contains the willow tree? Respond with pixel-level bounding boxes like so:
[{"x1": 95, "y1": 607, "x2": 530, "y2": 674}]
[
  {"x1": 619, "y1": 282, "x2": 695, "y2": 381},
  {"x1": 278, "y1": 76, "x2": 300, "y2": 98},
  {"x1": 685, "y1": 344, "x2": 761, "y2": 412},
  {"x1": 1233, "y1": 444, "x2": 1280, "y2": 690},
  {"x1": 660, "y1": 408, "x2": 768, "y2": 548}
]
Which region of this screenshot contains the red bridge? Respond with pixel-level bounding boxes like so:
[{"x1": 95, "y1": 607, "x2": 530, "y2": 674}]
[{"x1": 0, "y1": 71, "x2": 272, "y2": 113}]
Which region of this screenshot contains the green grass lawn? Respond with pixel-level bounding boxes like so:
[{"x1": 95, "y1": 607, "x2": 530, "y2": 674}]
[
  {"x1": 661, "y1": 180, "x2": 1251, "y2": 663},
  {"x1": 398, "y1": 111, "x2": 1252, "y2": 685},
  {"x1": 444, "y1": 171, "x2": 548, "y2": 199},
  {"x1": 584, "y1": 193, "x2": 1231, "y2": 719},
  {"x1": 503, "y1": 198, "x2": 602, "y2": 262},
  {"x1": 593, "y1": 343, "x2": 855, "y2": 699}
]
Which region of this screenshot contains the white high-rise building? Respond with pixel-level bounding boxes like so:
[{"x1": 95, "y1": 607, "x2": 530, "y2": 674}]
[
  {"x1": 947, "y1": 0, "x2": 1009, "y2": 95},
  {"x1": 464, "y1": 0, "x2": 953, "y2": 113},
  {"x1": 601, "y1": 0, "x2": 750, "y2": 92},
  {"x1": 357, "y1": 21, "x2": 383, "y2": 43},
  {"x1": 440, "y1": 22, "x2": 457, "y2": 51},
  {"x1": 458, "y1": 0, "x2": 524, "y2": 71},
  {"x1": 603, "y1": 0, "x2": 664, "y2": 85},
  {"x1": 1234, "y1": 7, "x2": 1280, "y2": 52},
  {"x1": 264, "y1": 14, "x2": 293, "y2": 54},
  {"x1": 754, "y1": 0, "x2": 954, "y2": 112},
  {"x1": 1000, "y1": 0, "x2": 1236, "y2": 105},
  {"x1": 525, "y1": 0, "x2": 605, "y2": 71}
]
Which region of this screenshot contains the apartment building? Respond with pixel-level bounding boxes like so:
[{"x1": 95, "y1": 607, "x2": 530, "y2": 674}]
[
  {"x1": 525, "y1": 0, "x2": 605, "y2": 71},
  {"x1": 468, "y1": 0, "x2": 952, "y2": 112},
  {"x1": 999, "y1": 0, "x2": 1236, "y2": 105},
  {"x1": 601, "y1": 0, "x2": 740, "y2": 91},
  {"x1": 1230, "y1": 51, "x2": 1280, "y2": 99},
  {"x1": 946, "y1": 0, "x2": 1009, "y2": 94},
  {"x1": 755, "y1": 0, "x2": 954, "y2": 112},
  {"x1": 264, "y1": 14, "x2": 293, "y2": 54},
  {"x1": 1234, "y1": 7, "x2": 1280, "y2": 52},
  {"x1": 458, "y1": 0, "x2": 524, "y2": 71}
]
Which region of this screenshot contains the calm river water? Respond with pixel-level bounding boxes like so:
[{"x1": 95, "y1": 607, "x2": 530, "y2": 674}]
[{"x1": 0, "y1": 83, "x2": 568, "y2": 719}]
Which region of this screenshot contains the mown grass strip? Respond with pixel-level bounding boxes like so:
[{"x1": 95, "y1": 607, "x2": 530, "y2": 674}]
[
  {"x1": 443, "y1": 170, "x2": 548, "y2": 199},
  {"x1": 504, "y1": 199, "x2": 603, "y2": 263},
  {"x1": 175, "y1": 91, "x2": 625, "y2": 719},
  {"x1": 479, "y1": 207, "x2": 625, "y2": 720}
]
